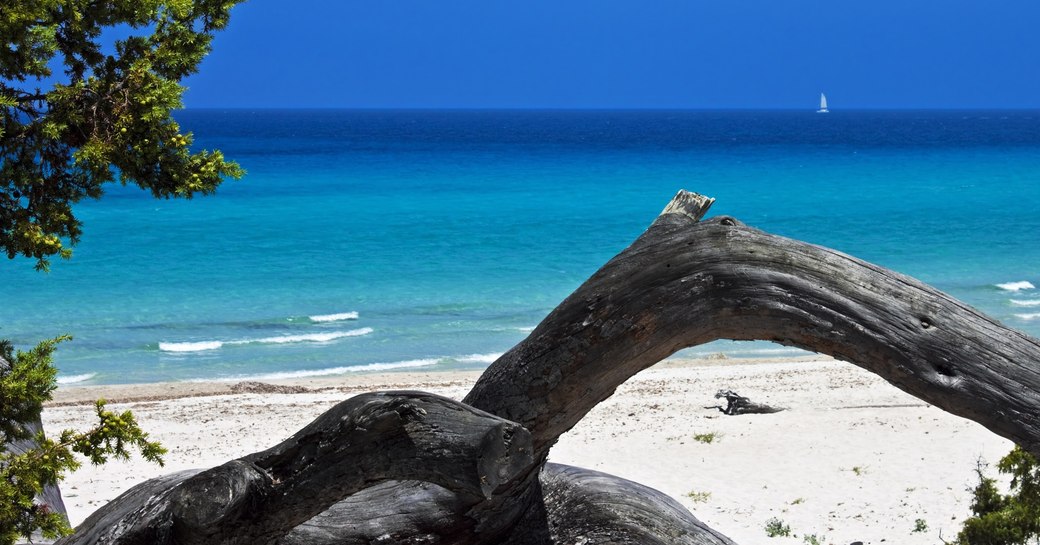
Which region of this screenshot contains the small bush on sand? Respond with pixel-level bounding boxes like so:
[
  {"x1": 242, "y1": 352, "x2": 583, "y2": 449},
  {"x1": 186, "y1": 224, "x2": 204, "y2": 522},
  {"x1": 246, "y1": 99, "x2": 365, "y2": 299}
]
[
  {"x1": 954, "y1": 446, "x2": 1040, "y2": 545},
  {"x1": 765, "y1": 517, "x2": 792, "y2": 538}
]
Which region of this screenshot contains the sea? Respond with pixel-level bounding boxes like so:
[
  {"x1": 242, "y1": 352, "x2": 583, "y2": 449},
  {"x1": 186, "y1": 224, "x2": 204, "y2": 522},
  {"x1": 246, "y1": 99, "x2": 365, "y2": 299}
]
[{"x1": 1, "y1": 109, "x2": 1038, "y2": 385}]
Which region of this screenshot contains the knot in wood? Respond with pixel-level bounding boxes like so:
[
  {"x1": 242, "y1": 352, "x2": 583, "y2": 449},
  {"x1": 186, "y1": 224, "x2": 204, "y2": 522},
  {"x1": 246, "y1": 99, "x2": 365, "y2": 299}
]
[
  {"x1": 711, "y1": 215, "x2": 742, "y2": 227},
  {"x1": 392, "y1": 401, "x2": 428, "y2": 421}
]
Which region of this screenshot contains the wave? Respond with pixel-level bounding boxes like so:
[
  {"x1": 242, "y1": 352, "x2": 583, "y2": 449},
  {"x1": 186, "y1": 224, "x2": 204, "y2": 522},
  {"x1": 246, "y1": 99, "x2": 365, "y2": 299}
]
[
  {"x1": 996, "y1": 281, "x2": 1035, "y2": 291},
  {"x1": 242, "y1": 328, "x2": 373, "y2": 345},
  {"x1": 159, "y1": 328, "x2": 373, "y2": 353},
  {"x1": 728, "y1": 347, "x2": 809, "y2": 355},
  {"x1": 159, "y1": 340, "x2": 224, "y2": 352},
  {"x1": 454, "y1": 353, "x2": 503, "y2": 364},
  {"x1": 56, "y1": 373, "x2": 97, "y2": 385},
  {"x1": 309, "y1": 311, "x2": 359, "y2": 323},
  {"x1": 683, "y1": 346, "x2": 811, "y2": 358},
  {"x1": 490, "y1": 326, "x2": 536, "y2": 333},
  {"x1": 1015, "y1": 313, "x2": 1040, "y2": 321},
  {"x1": 1010, "y1": 299, "x2": 1040, "y2": 307},
  {"x1": 205, "y1": 358, "x2": 440, "y2": 382}
]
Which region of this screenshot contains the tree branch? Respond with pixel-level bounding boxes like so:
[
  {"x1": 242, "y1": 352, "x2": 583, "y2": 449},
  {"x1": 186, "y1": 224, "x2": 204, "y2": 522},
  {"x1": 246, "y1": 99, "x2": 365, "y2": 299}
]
[
  {"x1": 60, "y1": 392, "x2": 535, "y2": 545},
  {"x1": 465, "y1": 190, "x2": 1040, "y2": 459}
]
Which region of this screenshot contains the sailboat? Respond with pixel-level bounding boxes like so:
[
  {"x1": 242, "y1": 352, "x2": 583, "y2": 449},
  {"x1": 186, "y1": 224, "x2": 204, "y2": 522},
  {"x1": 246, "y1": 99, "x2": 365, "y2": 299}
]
[{"x1": 817, "y1": 93, "x2": 829, "y2": 113}]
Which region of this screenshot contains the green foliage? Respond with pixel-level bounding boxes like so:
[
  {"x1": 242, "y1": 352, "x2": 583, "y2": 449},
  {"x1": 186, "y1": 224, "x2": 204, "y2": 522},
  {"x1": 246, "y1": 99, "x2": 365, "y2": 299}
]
[
  {"x1": 2, "y1": 3, "x2": 237, "y2": 541},
  {"x1": 1, "y1": 0, "x2": 244, "y2": 271},
  {"x1": 954, "y1": 447, "x2": 1040, "y2": 545},
  {"x1": 765, "y1": 517, "x2": 792, "y2": 538},
  {"x1": 1, "y1": 337, "x2": 167, "y2": 544},
  {"x1": 685, "y1": 490, "x2": 711, "y2": 503},
  {"x1": 0, "y1": 337, "x2": 63, "y2": 445},
  {"x1": 913, "y1": 518, "x2": 928, "y2": 533},
  {"x1": 802, "y1": 534, "x2": 823, "y2": 545},
  {"x1": 693, "y1": 432, "x2": 721, "y2": 444}
]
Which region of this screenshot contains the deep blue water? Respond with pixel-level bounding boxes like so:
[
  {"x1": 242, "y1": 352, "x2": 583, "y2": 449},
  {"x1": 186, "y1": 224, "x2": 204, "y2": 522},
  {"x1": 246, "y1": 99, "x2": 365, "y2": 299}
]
[{"x1": 1, "y1": 109, "x2": 1038, "y2": 384}]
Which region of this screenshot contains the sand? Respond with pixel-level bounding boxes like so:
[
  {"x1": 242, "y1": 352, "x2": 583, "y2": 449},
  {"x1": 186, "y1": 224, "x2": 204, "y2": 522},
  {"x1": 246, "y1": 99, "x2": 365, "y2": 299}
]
[{"x1": 42, "y1": 356, "x2": 1012, "y2": 545}]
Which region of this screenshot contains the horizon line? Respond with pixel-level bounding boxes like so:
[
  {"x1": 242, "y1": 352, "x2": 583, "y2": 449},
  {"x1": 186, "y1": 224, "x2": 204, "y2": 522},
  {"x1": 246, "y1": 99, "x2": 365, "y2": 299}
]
[{"x1": 177, "y1": 106, "x2": 1040, "y2": 112}]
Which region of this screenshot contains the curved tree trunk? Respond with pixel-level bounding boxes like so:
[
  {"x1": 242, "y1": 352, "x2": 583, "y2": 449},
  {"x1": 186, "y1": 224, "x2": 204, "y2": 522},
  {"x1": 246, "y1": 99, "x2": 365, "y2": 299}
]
[
  {"x1": 499, "y1": 463, "x2": 737, "y2": 545},
  {"x1": 464, "y1": 191, "x2": 1040, "y2": 459},
  {"x1": 61, "y1": 392, "x2": 535, "y2": 545},
  {"x1": 58, "y1": 190, "x2": 1040, "y2": 545}
]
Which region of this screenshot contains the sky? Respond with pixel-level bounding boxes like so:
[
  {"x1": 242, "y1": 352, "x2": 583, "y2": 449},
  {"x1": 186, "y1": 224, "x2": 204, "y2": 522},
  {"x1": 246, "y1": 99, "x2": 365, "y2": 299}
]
[{"x1": 182, "y1": 0, "x2": 1040, "y2": 109}]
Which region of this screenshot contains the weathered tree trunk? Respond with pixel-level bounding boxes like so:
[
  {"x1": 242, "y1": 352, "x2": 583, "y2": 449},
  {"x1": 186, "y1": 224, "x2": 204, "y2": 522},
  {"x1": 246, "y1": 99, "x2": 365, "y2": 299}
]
[
  {"x1": 498, "y1": 463, "x2": 737, "y2": 545},
  {"x1": 61, "y1": 392, "x2": 535, "y2": 545},
  {"x1": 463, "y1": 191, "x2": 1040, "y2": 460},
  {"x1": 57, "y1": 190, "x2": 1040, "y2": 545}
]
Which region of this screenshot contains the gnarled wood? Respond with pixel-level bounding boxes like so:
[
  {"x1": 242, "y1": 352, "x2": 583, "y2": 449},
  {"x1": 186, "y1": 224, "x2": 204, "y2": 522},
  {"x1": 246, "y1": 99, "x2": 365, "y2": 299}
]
[
  {"x1": 58, "y1": 391, "x2": 535, "y2": 545},
  {"x1": 464, "y1": 190, "x2": 1040, "y2": 460},
  {"x1": 277, "y1": 464, "x2": 737, "y2": 545},
  {"x1": 713, "y1": 390, "x2": 784, "y2": 415},
  {"x1": 500, "y1": 463, "x2": 736, "y2": 545},
  {"x1": 57, "y1": 190, "x2": 1040, "y2": 545}
]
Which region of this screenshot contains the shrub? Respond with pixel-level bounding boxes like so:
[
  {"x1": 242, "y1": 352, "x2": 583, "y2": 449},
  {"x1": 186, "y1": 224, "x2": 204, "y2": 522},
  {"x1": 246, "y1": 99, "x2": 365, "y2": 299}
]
[
  {"x1": 0, "y1": 338, "x2": 166, "y2": 544},
  {"x1": 765, "y1": 517, "x2": 792, "y2": 538},
  {"x1": 685, "y1": 490, "x2": 712, "y2": 503},
  {"x1": 693, "y1": 432, "x2": 721, "y2": 444},
  {"x1": 954, "y1": 447, "x2": 1040, "y2": 545}
]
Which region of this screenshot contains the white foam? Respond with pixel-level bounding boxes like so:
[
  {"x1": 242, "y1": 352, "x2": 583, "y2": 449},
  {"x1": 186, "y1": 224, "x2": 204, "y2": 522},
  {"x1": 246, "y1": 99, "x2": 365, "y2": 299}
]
[
  {"x1": 1010, "y1": 299, "x2": 1040, "y2": 307},
  {"x1": 342, "y1": 358, "x2": 440, "y2": 373},
  {"x1": 208, "y1": 358, "x2": 439, "y2": 382},
  {"x1": 455, "y1": 353, "x2": 503, "y2": 364},
  {"x1": 159, "y1": 340, "x2": 224, "y2": 352},
  {"x1": 160, "y1": 328, "x2": 373, "y2": 353},
  {"x1": 56, "y1": 373, "x2": 96, "y2": 385},
  {"x1": 727, "y1": 347, "x2": 808, "y2": 356},
  {"x1": 996, "y1": 281, "x2": 1035, "y2": 291},
  {"x1": 238, "y1": 328, "x2": 373, "y2": 345},
  {"x1": 515, "y1": 326, "x2": 536, "y2": 333},
  {"x1": 1015, "y1": 313, "x2": 1040, "y2": 320},
  {"x1": 309, "y1": 311, "x2": 359, "y2": 323}
]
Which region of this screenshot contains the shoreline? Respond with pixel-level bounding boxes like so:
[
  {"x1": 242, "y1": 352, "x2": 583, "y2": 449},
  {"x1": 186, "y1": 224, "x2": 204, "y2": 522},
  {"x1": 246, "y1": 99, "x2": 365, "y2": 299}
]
[
  {"x1": 43, "y1": 354, "x2": 1012, "y2": 544},
  {"x1": 46, "y1": 353, "x2": 825, "y2": 406}
]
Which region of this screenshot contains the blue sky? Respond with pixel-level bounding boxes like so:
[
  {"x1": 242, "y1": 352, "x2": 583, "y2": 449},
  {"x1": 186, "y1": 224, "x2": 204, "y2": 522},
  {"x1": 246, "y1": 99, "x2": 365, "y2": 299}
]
[{"x1": 183, "y1": 0, "x2": 1040, "y2": 109}]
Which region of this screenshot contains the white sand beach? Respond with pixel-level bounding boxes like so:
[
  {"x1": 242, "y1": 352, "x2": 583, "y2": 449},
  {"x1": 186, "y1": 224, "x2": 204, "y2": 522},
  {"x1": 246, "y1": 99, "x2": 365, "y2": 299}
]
[{"x1": 43, "y1": 356, "x2": 1012, "y2": 545}]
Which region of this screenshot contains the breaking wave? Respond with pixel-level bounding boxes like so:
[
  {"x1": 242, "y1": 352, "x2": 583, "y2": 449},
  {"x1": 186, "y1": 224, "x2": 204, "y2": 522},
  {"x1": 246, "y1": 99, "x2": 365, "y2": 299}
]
[
  {"x1": 159, "y1": 328, "x2": 373, "y2": 353},
  {"x1": 56, "y1": 373, "x2": 97, "y2": 385},
  {"x1": 206, "y1": 358, "x2": 440, "y2": 381},
  {"x1": 996, "y1": 281, "x2": 1035, "y2": 292},
  {"x1": 309, "y1": 311, "x2": 359, "y2": 323}
]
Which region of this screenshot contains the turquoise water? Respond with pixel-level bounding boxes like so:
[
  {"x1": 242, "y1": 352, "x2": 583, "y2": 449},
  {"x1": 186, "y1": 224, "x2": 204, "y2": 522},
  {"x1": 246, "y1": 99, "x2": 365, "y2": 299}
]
[{"x1": 1, "y1": 110, "x2": 1038, "y2": 384}]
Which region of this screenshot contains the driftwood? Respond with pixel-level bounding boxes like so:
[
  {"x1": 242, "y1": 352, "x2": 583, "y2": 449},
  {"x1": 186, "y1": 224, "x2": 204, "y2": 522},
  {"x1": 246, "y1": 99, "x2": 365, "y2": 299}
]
[
  {"x1": 57, "y1": 190, "x2": 1040, "y2": 545},
  {"x1": 712, "y1": 390, "x2": 784, "y2": 415},
  {"x1": 62, "y1": 391, "x2": 533, "y2": 544}
]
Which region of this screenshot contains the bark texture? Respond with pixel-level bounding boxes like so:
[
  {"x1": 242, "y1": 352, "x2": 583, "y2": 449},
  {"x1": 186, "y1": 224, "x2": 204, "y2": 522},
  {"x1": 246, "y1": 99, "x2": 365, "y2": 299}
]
[
  {"x1": 713, "y1": 390, "x2": 785, "y2": 416},
  {"x1": 58, "y1": 392, "x2": 534, "y2": 545},
  {"x1": 499, "y1": 463, "x2": 737, "y2": 545},
  {"x1": 464, "y1": 191, "x2": 1040, "y2": 460},
  {"x1": 54, "y1": 190, "x2": 1040, "y2": 545}
]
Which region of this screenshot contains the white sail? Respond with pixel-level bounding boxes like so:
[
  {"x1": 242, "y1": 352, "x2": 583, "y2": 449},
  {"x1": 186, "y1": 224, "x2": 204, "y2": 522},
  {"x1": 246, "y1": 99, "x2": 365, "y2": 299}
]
[{"x1": 817, "y1": 93, "x2": 829, "y2": 113}]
